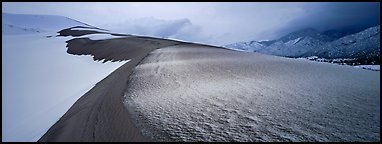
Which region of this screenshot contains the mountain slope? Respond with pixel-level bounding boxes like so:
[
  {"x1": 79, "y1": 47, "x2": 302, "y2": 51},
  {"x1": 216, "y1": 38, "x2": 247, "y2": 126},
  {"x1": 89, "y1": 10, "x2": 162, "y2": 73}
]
[
  {"x1": 224, "y1": 40, "x2": 265, "y2": 52},
  {"x1": 305, "y1": 25, "x2": 380, "y2": 60},
  {"x1": 225, "y1": 25, "x2": 380, "y2": 63},
  {"x1": 225, "y1": 28, "x2": 331, "y2": 57},
  {"x1": 258, "y1": 36, "x2": 325, "y2": 57}
]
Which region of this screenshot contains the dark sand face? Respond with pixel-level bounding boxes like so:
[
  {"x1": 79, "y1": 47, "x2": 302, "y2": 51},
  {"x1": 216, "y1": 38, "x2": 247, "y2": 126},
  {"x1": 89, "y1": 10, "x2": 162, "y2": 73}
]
[
  {"x1": 38, "y1": 29, "x2": 185, "y2": 142},
  {"x1": 65, "y1": 37, "x2": 180, "y2": 62}
]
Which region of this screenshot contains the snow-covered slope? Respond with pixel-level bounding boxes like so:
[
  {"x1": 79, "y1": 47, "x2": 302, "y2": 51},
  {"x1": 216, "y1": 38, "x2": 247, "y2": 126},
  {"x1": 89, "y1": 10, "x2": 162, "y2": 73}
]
[
  {"x1": 258, "y1": 36, "x2": 325, "y2": 57},
  {"x1": 224, "y1": 28, "x2": 329, "y2": 57},
  {"x1": 2, "y1": 13, "x2": 92, "y2": 35},
  {"x1": 224, "y1": 40, "x2": 265, "y2": 52},
  {"x1": 305, "y1": 25, "x2": 380, "y2": 59}
]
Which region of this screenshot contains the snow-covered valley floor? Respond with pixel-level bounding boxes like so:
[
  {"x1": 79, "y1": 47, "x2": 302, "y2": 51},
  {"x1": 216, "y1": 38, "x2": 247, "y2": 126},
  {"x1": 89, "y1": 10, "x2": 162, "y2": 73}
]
[{"x1": 124, "y1": 45, "x2": 380, "y2": 142}]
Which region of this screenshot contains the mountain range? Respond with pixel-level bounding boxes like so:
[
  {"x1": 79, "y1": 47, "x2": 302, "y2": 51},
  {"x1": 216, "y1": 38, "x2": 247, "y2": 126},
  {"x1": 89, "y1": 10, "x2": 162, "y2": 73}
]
[{"x1": 224, "y1": 25, "x2": 380, "y2": 65}]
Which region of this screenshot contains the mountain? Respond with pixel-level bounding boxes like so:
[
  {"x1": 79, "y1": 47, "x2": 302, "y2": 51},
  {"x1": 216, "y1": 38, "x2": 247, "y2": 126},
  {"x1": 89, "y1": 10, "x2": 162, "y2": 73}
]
[
  {"x1": 257, "y1": 35, "x2": 326, "y2": 58},
  {"x1": 2, "y1": 13, "x2": 94, "y2": 35},
  {"x1": 258, "y1": 40, "x2": 276, "y2": 47},
  {"x1": 225, "y1": 25, "x2": 380, "y2": 64},
  {"x1": 305, "y1": 25, "x2": 380, "y2": 64},
  {"x1": 225, "y1": 28, "x2": 329, "y2": 57},
  {"x1": 277, "y1": 28, "x2": 334, "y2": 43},
  {"x1": 224, "y1": 40, "x2": 265, "y2": 52},
  {"x1": 257, "y1": 28, "x2": 333, "y2": 47}
]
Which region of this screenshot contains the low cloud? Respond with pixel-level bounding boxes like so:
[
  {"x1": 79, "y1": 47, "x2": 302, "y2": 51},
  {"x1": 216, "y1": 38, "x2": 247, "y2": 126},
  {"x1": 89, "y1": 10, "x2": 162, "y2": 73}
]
[{"x1": 101, "y1": 17, "x2": 218, "y2": 45}]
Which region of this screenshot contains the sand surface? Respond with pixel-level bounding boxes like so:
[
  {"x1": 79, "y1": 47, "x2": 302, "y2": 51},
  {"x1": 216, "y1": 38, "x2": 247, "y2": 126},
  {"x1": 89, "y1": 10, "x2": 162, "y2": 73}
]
[{"x1": 124, "y1": 45, "x2": 380, "y2": 141}]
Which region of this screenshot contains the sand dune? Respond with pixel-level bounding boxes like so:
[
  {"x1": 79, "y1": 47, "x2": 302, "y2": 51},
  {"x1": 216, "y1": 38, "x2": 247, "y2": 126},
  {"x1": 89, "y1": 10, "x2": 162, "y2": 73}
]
[
  {"x1": 39, "y1": 27, "x2": 229, "y2": 141},
  {"x1": 39, "y1": 29, "x2": 379, "y2": 142},
  {"x1": 124, "y1": 45, "x2": 380, "y2": 141}
]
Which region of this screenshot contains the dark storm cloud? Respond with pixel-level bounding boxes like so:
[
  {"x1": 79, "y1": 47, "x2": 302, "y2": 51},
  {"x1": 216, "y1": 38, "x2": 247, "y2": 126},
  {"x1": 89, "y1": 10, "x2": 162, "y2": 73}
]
[{"x1": 273, "y1": 2, "x2": 380, "y2": 39}]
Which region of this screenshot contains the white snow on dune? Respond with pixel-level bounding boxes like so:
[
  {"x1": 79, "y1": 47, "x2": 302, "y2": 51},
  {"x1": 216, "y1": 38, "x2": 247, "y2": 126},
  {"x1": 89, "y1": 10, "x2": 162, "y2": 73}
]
[
  {"x1": 124, "y1": 45, "x2": 380, "y2": 142},
  {"x1": 2, "y1": 33, "x2": 125, "y2": 142}
]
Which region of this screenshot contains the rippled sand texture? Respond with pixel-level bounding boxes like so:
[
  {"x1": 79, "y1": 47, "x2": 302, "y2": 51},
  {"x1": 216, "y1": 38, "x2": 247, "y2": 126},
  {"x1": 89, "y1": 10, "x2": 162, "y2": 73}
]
[{"x1": 124, "y1": 44, "x2": 380, "y2": 142}]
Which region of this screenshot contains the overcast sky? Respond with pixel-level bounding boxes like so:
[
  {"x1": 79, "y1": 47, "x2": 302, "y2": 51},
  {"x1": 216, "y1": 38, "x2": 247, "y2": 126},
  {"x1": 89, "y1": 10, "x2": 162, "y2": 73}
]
[{"x1": 2, "y1": 2, "x2": 380, "y2": 45}]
